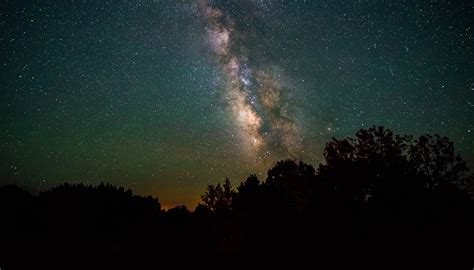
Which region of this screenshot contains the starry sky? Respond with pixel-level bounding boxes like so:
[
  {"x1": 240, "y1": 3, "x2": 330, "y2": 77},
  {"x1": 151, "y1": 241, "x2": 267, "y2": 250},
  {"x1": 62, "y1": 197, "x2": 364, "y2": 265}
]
[{"x1": 1, "y1": 0, "x2": 473, "y2": 208}]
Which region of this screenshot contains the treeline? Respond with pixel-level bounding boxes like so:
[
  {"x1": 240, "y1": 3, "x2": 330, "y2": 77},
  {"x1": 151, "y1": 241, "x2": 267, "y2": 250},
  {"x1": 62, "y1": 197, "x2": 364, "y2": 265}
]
[{"x1": 1, "y1": 127, "x2": 473, "y2": 267}]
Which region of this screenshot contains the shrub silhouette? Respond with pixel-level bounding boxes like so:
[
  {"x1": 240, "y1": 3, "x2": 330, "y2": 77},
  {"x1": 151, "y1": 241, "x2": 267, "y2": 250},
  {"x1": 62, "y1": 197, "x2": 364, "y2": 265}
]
[{"x1": 36, "y1": 183, "x2": 161, "y2": 232}]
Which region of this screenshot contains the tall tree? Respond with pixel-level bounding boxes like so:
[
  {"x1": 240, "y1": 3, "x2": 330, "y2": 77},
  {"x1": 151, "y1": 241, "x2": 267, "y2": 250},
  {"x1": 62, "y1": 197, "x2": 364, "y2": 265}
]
[{"x1": 200, "y1": 178, "x2": 235, "y2": 213}]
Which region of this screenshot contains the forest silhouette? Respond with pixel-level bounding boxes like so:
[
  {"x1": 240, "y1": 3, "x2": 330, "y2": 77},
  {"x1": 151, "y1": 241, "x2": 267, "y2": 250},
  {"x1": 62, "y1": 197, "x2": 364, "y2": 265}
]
[{"x1": 1, "y1": 127, "x2": 473, "y2": 268}]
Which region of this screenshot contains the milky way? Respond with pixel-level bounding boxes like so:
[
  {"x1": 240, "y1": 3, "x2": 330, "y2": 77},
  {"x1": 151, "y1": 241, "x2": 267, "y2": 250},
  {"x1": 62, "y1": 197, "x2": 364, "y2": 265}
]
[
  {"x1": 1, "y1": 0, "x2": 472, "y2": 207},
  {"x1": 197, "y1": 0, "x2": 301, "y2": 159}
]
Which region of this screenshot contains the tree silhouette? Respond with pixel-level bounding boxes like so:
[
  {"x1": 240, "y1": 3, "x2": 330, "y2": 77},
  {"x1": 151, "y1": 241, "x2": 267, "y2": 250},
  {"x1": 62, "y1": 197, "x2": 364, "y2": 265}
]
[
  {"x1": 266, "y1": 159, "x2": 316, "y2": 214},
  {"x1": 165, "y1": 205, "x2": 190, "y2": 223},
  {"x1": 315, "y1": 127, "x2": 418, "y2": 211},
  {"x1": 200, "y1": 178, "x2": 235, "y2": 213},
  {"x1": 232, "y1": 175, "x2": 261, "y2": 217},
  {"x1": 35, "y1": 183, "x2": 161, "y2": 232},
  {"x1": 316, "y1": 126, "x2": 470, "y2": 205},
  {"x1": 409, "y1": 134, "x2": 469, "y2": 188},
  {"x1": 1, "y1": 126, "x2": 472, "y2": 266},
  {"x1": 0, "y1": 184, "x2": 35, "y2": 231}
]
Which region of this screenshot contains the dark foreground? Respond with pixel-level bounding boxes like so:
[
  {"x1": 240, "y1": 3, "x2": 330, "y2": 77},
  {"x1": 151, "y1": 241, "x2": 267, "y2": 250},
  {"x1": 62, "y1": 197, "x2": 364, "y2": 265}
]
[{"x1": 1, "y1": 127, "x2": 473, "y2": 268}]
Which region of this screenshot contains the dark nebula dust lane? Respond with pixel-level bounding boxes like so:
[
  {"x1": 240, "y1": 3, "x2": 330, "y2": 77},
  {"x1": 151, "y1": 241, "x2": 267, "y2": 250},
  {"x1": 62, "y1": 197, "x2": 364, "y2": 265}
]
[{"x1": 0, "y1": 0, "x2": 472, "y2": 207}]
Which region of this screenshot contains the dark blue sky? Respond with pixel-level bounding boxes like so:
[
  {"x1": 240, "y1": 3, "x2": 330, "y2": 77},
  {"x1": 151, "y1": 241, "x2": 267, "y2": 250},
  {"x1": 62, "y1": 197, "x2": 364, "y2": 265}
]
[{"x1": 1, "y1": 0, "x2": 472, "y2": 207}]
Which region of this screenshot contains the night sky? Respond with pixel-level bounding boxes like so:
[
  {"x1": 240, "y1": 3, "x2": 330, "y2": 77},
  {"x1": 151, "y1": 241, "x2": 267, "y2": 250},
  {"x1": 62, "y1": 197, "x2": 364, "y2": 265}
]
[{"x1": 1, "y1": 0, "x2": 473, "y2": 208}]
